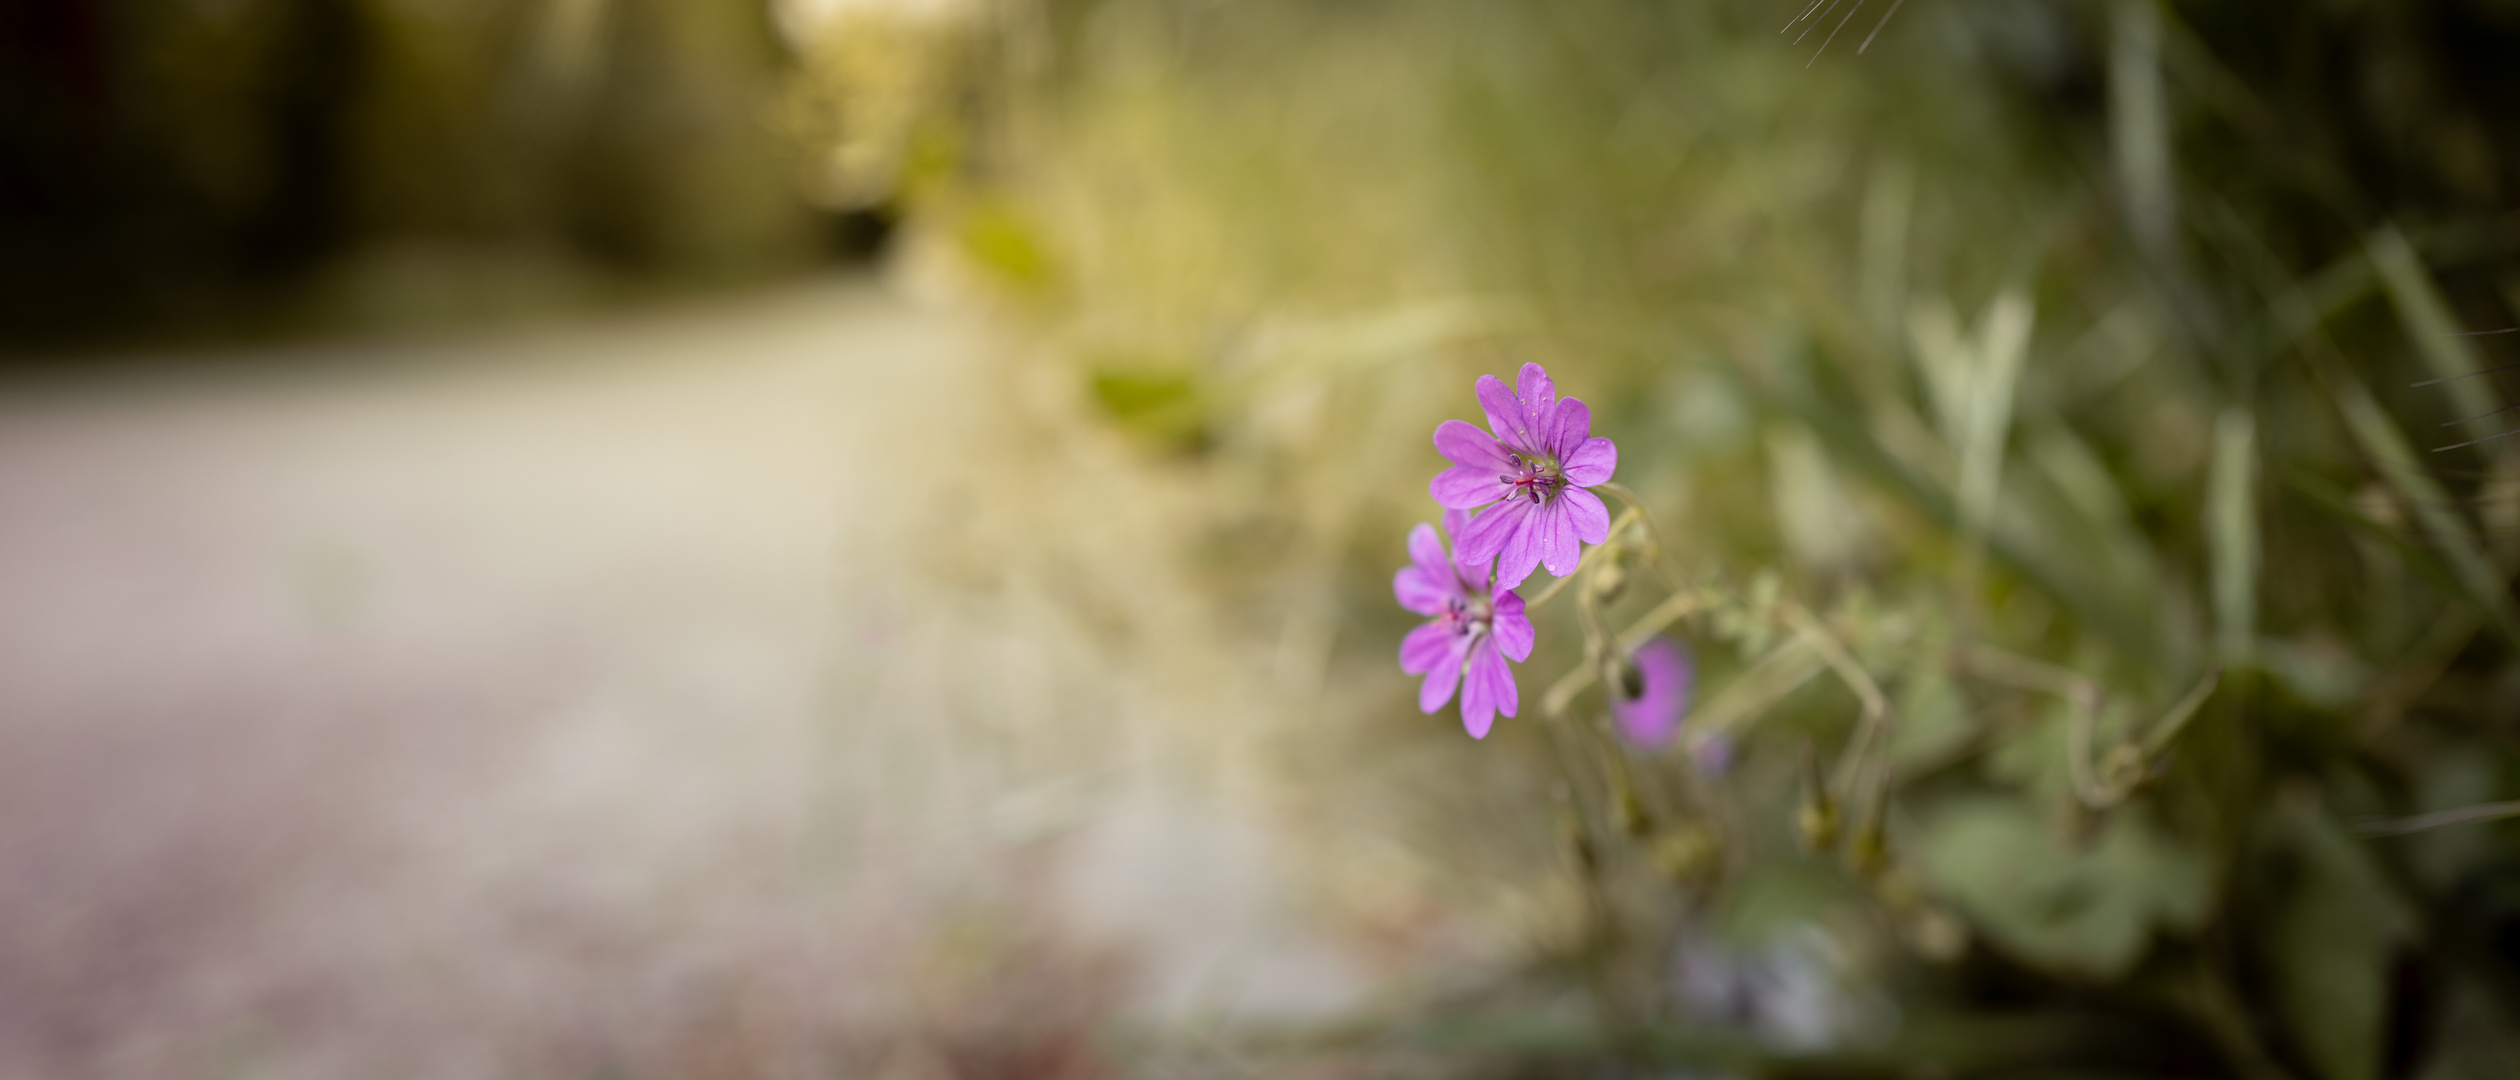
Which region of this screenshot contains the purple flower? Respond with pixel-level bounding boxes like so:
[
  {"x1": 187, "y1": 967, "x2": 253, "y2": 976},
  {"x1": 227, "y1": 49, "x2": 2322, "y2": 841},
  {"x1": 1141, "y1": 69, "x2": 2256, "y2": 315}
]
[
  {"x1": 1429, "y1": 363, "x2": 1618, "y2": 590},
  {"x1": 1613, "y1": 637, "x2": 1694, "y2": 749},
  {"x1": 1396, "y1": 509, "x2": 1535, "y2": 739}
]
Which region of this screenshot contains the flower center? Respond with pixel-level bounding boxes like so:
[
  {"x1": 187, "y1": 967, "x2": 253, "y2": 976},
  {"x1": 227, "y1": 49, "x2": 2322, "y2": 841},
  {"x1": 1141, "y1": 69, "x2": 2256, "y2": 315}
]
[
  {"x1": 1443, "y1": 594, "x2": 1494, "y2": 638},
  {"x1": 1501, "y1": 454, "x2": 1564, "y2": 505}
]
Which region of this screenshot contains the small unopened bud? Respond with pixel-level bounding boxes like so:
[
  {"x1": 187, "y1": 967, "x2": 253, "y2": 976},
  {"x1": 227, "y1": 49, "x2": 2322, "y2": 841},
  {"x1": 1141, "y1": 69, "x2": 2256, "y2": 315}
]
[
  {"x1": 1650, "y1": 823, "x2": 1719, "y2": 883},
  {"x1": 2097, "y1": 743, "x2": 2148, "y2": 794},
  {"x1": 1795, "y1": 738, "x2": 1840, "y2": 852},
  {"x1": 1559, "y1": 810, "x2": 1598, "y2": 877},
  {"x1": 1588, "y1": 558, "x2": 1629, "y2": 605},
  {"x1": 1846, "y1": 819, "x2": 1890, "y2": 878},
  {"x1": 1613, "y1": 658, "x2": 1645, "y2": 701},
  {"x1": 1615, "y1": 784, "x2": 1651, "y2": 836},
  {"x1": 1796, "y1": 795, "x2": 1842, "y2": 853}
]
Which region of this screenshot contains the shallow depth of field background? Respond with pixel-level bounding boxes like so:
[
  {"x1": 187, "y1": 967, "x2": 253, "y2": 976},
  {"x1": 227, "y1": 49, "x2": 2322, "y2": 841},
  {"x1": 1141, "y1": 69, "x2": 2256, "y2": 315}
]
[{"x1": 6, "y1": 1, "x2": 2520, "y2": 1077}]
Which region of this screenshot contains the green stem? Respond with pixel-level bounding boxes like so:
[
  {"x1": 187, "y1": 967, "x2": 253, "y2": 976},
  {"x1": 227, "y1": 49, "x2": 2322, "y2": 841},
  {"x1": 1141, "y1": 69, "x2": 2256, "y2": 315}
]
[
  {"x1": 1783, "y1": 602, "x2": 1895, "y2": 810},
  {"x1": 1541, "y1": 588, "x2": 1711, "y2": 717},
  {"x1": 1595, "y1": 481, "x2": 1683, "y2": 588}
]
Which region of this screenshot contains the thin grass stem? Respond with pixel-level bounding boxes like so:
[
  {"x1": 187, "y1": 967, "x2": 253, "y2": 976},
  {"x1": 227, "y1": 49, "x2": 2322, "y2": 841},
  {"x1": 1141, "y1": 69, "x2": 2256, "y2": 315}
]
[
  {"x1": 1856, "y1": 0, "x2": 1908, "y2": 53},
  {"x1": 2358, "y1": 800, "x2": 2520, "y2": 837}
]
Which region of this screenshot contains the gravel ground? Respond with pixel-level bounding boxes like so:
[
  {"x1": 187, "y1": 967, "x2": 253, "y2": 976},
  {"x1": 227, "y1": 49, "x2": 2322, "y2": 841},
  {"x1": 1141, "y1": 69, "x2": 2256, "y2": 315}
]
[{"x1": 0, "y1": 278, "x2": 1374, "y2": 1079}]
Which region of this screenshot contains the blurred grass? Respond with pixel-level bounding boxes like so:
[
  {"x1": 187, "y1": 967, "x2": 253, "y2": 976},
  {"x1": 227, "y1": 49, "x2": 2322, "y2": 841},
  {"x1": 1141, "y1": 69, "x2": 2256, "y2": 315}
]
[
  {"x1": 890, "y1": 0, "x2": 2520, "y2": 1074},
  {"x1": 16, "y1": 0, "x2": 2520, "y2": 1073},
  {"x1": 0, "y1": 0, "x2": 829, "y2": 356}
]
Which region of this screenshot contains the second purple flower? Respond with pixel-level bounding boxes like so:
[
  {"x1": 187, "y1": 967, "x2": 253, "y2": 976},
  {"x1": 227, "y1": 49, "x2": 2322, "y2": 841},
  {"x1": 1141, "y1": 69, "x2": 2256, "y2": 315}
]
[{"x1": 1396, "y1": 509, "x2": 1534, "y2": 739}]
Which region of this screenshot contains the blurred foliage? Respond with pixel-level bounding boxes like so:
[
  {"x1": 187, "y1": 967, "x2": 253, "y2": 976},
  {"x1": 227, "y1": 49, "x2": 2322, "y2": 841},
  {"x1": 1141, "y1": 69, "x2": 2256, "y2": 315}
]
[
  {"x1": 912, "y1": 0, "x2": 2520, "y2": 1075},
  {"x1": 0, "y1": 0, "x2": 841, "y2": 355}
]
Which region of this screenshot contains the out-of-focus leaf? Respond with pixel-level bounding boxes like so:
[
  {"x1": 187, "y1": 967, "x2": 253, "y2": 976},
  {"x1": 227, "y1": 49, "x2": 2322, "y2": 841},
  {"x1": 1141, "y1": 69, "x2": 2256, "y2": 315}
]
[
  {"x1": 1985, "y1": 699, "x2": 2092, "y2": 802},
  {"x1": 2110, "y1": 0, "x2": 2175, "y2": 260},
  {"x1": 1912, "y1": 797, "x2": 2211, "y2": 979},
  {"x1": 2286, "y1": 472, "x2": 2474, "y2": 610},
  {"x1": 1885, "y1": 668, "x2": 1973, "y2": 778},
  {"x1": 2256, "y1": 636, "x2": 2369, "y2": 713},
  {"x1": 1911, "y1": 291, "x2": 2032, "y2": 556},
  {"x1": 2406, "y1": 974, "x2": 2520, "y2": 1080},
  {"x1": 2263, "y1": 804, "x2": 2414, "y2": 1080},
  {"x1": 960, "y1": 202, "x2": 1061, "y2": 294},
  {"x1": 2406, "y1": 751, "x2": 2499, "y2": 891},
  {"x1": 2369, "y1": 225, "x2": 2504, "y2": 446},
  {"x1": 1088, "y1": 364, "x2": 1208, "y2": 452},
  {"x1": 2207, "y1": 408, "x2": 2258, "y2": 663},
  {"x1": 1761, "y1": 375, "x2": 2161, "y2": 667},
  {"x1": 2026, "y1": 427, "x2": 2157, "y2": 597},
  {"x1": 1859, "y1": 159, "x2": 1914, "y2": 334},
  {"x1": 1767, "y1": 426, "x2": 1874, "y2": 573},
  {"x1": 1712, "y1": 861, "x2": 1861, "y2": 945},
  {"x1": 2331, "y1": 373, "x2": 2520, "y2": 646}
]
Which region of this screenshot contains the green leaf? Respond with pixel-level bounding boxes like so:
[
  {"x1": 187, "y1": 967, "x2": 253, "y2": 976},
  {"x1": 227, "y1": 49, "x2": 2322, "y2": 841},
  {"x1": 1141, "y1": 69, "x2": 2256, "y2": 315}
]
[
  {"x1": 2263, "y1": 806, "x2": 2414, "y2": 1080},
  {"x1": 1757, "y1": 374, "x2": 2162, "y2": 668},
  {"x1": 1911, "y1": 796, "x2": 2211, "y2": 979},
  {"x1": 2331, "y1": 373, "x2": 2520, "y2": 646},
  {"x1": 2369, "y1": 225, "x2": 2504, "y2": 446},
  {"x1": 1088, "y1": 364, "x2": 1209, "y2": 452},
  {"x1": 960, "y1": 202, "x2": 1061, "y2": 294},
  {"x1": 1885, "y1": 668, "x2": 1973, "y2": 777},
  {"x1": 2207, "y1": 408, "x2": 2259, "y2": 663}
]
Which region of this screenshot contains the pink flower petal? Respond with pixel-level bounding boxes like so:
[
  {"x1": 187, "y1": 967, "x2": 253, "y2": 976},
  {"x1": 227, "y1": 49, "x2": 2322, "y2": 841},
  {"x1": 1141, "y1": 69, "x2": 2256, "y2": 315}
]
[
  {"x1": 1405, "y1": 522, "x2": 1452, "y2": 584},
  {"x1": 1562, "y1": 436, "x2": 1617, "y2": 487},
  {"x1": 1434, "y1": 419, "x2": 1515, "y2": 471},
  {"x1": 1459, "y1": 498, "x2": 1527, "y2": 564},
  {"x1": 1472, "y1": 639, "x2": 1519, "y2": 721},
  {"x1": 1459, "y1": 645, "x2": 1497, "y2": 737},
  {"x1": 1441, "y1": 508, "x2": 1488, "y2": 586},
  {"x1": 1515, "y1": 364, "x2": 1557, "y2": 447},
  {"x1": 1493, "y1": 507, "x2": 1545, "y2": 591},
  {"x1": 1490, "y1": 590, "x2": 1534, "y2": 662},
  {"x1": 1431, "y1": 465, "x2": 1503, "y2": 510},
  {"x1": 1394, "y1": 566, "x2": 1448, "y2": 617},
  {"x1": 1399, "y1": 620, "x2": 1455, "y2": 674},
  {"x1": 1550, "y1": 397, "x2": 1592, "y2": 460},
  {"x1": 1418, "y1": 639, "x2": 1466, "y2": 713},
  {"x1": 1452, "y1": 542, "x2": 1492, "y2": 590},
  {"x1": 1537, "y1": 500, "x2": 1582, "y2": 578},
  {"x1": 1474, "y1": 375, "x2": 1531, "y2": 455},
  {"x1": 1560, "y1": 486, "x2": 1611, "y2": 546}
]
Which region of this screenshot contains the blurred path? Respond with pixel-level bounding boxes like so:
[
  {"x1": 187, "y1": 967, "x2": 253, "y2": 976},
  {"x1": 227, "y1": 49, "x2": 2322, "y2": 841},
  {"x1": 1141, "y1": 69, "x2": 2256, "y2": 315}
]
[{"x1": 0, "y1": 279, "x2": 1367, "y2": 1079}]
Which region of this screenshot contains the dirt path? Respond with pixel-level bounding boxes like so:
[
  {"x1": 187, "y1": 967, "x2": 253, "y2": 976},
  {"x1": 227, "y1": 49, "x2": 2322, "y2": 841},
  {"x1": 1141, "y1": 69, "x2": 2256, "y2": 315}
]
[{"x1": 0, "y1": 279, "x2": 1371, "y2": 1079}]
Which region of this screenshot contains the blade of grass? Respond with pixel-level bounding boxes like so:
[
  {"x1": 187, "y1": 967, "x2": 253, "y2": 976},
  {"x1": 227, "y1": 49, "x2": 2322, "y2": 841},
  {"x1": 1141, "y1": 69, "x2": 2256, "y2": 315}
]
[
  {"x1": 2371, "y1": 225, "x2": 2508, "y2": 447},
  {"x1": 1754, "y1": 371, "x2": 2162, "y2": 668},
  {"x1": 2110, "y1": 0, "x2": 2175, "y2": 262},
  {"x1": 2286, "y1": 472, "x2": 2476, "y2": 607},
  {"x1": 2331, "y1": 372, "x2": 2520, "y2": 647},
  {"x1": 2207, "y1": 408, "x2": 2259, "y2": 663}
]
